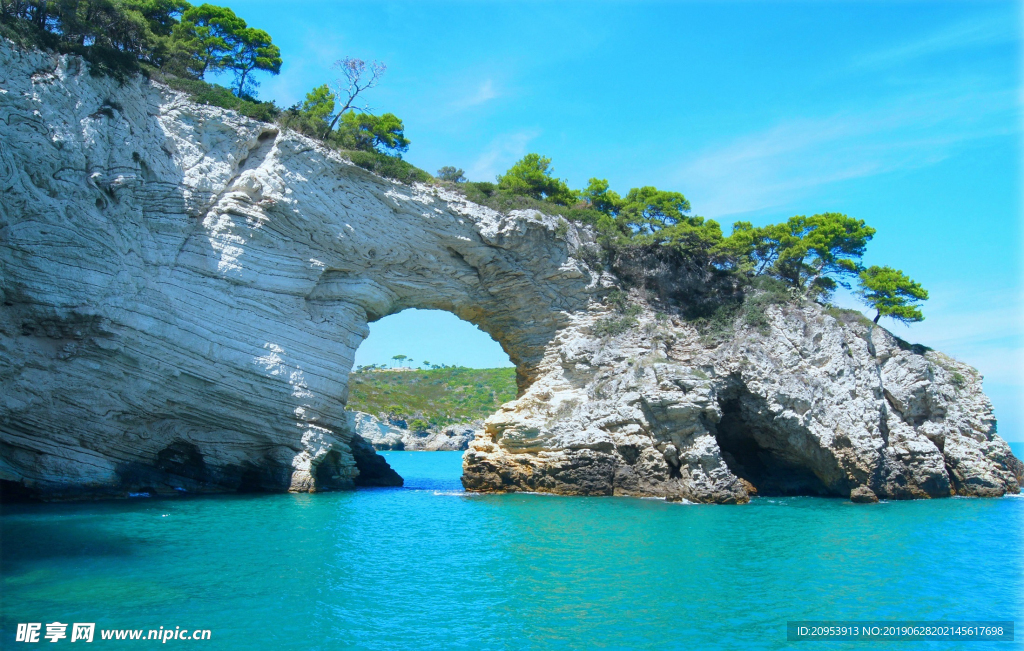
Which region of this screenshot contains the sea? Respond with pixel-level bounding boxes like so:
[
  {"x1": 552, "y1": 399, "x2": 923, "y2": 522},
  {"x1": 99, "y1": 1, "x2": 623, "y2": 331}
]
[{"x1": 2, "y1": 445, "x2": 1022, "y2": 650}]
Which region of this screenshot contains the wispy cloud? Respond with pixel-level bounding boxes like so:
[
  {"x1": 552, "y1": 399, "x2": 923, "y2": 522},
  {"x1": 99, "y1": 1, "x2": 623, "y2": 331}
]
[
  {"x1": 674, "y1": 84, "x2": 1017, "y2": 218},
  {"x1": 672, "y1": 13, "x2": 1020, "y2": 219},
  {"x1": 850, "y1": 14, "x2": 1016, "y2": 71},
  {"x1": 452, "y1": 79, "x2": 498, "y2": 110},
  {"x1": 466, "y1": 129, "x2": 540, "y2": 182}
]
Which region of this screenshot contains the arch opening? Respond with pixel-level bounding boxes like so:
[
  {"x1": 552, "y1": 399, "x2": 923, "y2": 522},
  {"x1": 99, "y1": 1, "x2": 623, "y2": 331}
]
[{"x1": 345, "y1": 309, "x2": 516, "y2": 476}]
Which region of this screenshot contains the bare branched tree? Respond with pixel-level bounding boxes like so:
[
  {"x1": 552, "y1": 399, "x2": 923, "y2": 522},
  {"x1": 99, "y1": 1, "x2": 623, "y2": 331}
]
[{"x1": 322, "y1": 57, "x2": 387, "y2": 138}]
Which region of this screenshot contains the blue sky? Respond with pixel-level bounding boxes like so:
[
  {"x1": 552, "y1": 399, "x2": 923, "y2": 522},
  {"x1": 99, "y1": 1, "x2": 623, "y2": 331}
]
[{"x1": 216, "y1": 1, "x2": 1022, "y2": 439}]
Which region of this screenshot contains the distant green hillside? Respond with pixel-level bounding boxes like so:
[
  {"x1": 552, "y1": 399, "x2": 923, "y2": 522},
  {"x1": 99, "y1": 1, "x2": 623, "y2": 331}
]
[{"x1": 347, "y1": 367, "x2": 517, "y2": 428}]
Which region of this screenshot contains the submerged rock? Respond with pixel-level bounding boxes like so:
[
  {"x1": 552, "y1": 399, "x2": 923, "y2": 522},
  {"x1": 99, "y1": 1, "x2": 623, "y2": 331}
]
[{"x1": 0, "y1": 40, "x2": 1019, "y2": 503}]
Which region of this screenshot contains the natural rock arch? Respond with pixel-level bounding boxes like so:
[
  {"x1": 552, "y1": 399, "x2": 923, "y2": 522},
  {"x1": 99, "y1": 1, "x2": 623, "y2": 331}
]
[
  {"x1": 1, "y1": 42, "x2": 1019, "y2": 502},
  {"x1": 0, "y1": 41, "x2": 605, "y2": 498}
]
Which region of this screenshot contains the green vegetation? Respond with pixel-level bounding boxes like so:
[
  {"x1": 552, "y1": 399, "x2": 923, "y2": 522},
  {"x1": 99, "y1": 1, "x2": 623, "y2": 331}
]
[
  {"x1": 496, "y1": 153, "x2": 577, "y2": 206},
  {"x1": 593, "y1": 289, "x2": 643, "y2": 337},
  {"x1": 342, "y1": 150, "x2": 432, "y2": 185},
  {"x1": 730, "y1": 213, "x2": 875, "y2": 299},
  {"x1": 436, "y1": 166, "x2": 466, "y2": 183},
  {"x1": 856, "y1": 265, "x2": 929, "y2": 325},
  {"x1": 155, "y1": 73, "x2": 279, "y2": 120},
  {"x1": 463, "y1": 150, "x2": 929, "y2": 328},
  {"x1": 2, "y1": 0, "x2": 429, "y2": 183},
  {"x1": 1, "y1": 1, "x2": 280, "y2": 95},
  {"x1": 347, "y1": 367, "x2": 517, "y2": 428}
]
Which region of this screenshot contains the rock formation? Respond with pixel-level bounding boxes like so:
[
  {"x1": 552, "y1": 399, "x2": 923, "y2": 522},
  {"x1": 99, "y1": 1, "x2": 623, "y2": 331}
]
[
  {"x1": 1, "y1": 41, "x2": 1020, "y2": 502},
  {"x1": 348, "y1": 411, "x2": 478, "y2": 451},
  {"x1": 463, "y1": 303, "x2": 1022, "y2": 502},
  {"x1": 0, "y1": 41, "x2": 594, "y2": 499}
]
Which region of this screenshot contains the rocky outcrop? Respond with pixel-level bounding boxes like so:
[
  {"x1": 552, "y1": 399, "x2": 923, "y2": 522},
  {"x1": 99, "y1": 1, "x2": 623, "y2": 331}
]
[
  {"x1": 463, "y1": 303, "x2": 1022, "y2": 502},
  {"x1": 1, "y1": 41, "x2": 1019, "y2": 502},
  {"x1": 347, "y1": 411, "x2": 478, "y2": 451}
]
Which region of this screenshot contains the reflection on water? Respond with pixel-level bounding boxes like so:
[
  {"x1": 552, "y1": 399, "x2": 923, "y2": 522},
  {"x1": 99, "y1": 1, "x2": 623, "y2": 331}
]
[{"x1": 1, "y1": 450, "x2": 1021, "y2": 650}]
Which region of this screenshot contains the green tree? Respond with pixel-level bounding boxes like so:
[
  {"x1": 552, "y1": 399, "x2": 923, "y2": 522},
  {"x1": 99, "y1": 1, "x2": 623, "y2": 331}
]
[
  {"x1": 496, "y1": 153, "x2": 576, "y2": 206},
  {"x1": 729, "y1": 213, "x2": 875, "y2": 297},
  {"x1": 857, "y1": 266, "x2": 928, "y2": 324},
  {"x1": 580, "y1": 178, "x2": 621, "y2": 215},
  {"x1": 301, "y1": 84, "x2": 335, "y2": 121},
  {"x1": 437, "y1": 166, "x2": 466, "y2": 183},
  {"x1": 172, "y1": 3, "x2": 243, "y2": 76},
  {"x1": 230, "y1": 26, "x2": 280, "y2": 98},
  {"x1": 616, "y1": 186, "x2": 691, "y2": 237},
  {"x1": 130, "y1": 0, "x2": 189, "y2": 38},
  {"x1": 391, "y1": 354, "x2": 407, "y2": 368},
  {"x1": 336, "y1": 112, "x2": 410, "y2": 155}
]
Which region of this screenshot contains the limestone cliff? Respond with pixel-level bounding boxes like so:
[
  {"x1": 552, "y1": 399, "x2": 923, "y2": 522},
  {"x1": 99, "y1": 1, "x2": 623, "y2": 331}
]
[
  {"x1": 1, "y1": 41, "x2": 1020, "y2": 502},
  {"x1": 0, "y1": 41, "x2": 596, "y2": 499}
]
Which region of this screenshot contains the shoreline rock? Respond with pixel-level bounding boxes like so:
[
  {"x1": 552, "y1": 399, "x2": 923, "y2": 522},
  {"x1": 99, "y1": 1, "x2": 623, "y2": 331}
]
[
  {"x1": 347, "y1": 412, "x2": 478, "y2": 451},
  {"x1": 462, "y1": 301, "x2": 1022, "y2": 503}
]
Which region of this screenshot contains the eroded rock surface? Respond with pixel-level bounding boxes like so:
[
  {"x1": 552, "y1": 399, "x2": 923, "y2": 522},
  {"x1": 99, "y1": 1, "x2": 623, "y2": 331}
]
[
  {"x1": 0, "y1": 43, "x2": 597, "y2": 499},
  {"x1": 463, "y1": 304, "x2": 1022, "y2": 502},
  {"x1": 1, "y1": 42, "x2": 1019, "y2": 502},
  {"x1": 347, "y1": 411, "x2": 478, "y2": 451}
]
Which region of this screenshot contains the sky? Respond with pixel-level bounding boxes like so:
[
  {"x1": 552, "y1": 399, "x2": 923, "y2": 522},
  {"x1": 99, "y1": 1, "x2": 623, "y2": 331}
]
[{"x1": 214, "y1": 1, "x2": 1022, "y2": 440}]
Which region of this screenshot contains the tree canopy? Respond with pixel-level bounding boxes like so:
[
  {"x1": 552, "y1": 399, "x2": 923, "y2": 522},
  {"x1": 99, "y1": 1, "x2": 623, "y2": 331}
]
[
  {"x1": 479, "y1": 152, "x2": 925, "y2": 324},
  {"x1": 437, "y1": 167, "x2": 467, "y2": 183},
  {"x1": 857, "y1": 266, "x2": 929, "y2": 324},
  {"x1": 336, "y1": 112, "x2": 409, "y2": 156},
  {"x1": 580, "y1": 178, "x2": 621, "y2": 215},
  {"x1": 2, "y1": 0, "x2": 280, "y2": 97},
  {"x1": 172, "y1": 3, "x2": 243, "y2": 76},
  {"x1": 616, "y1": 186, "x2": 691, "y2": 237},
  {"x1": 728, "y1": 213, "x2": 875, "y2": 299},
  {"x1": 229, "y1": 25, "x2": 280, "y2": 97},
  {"x1": 496, "y1": 154, "x2": 576, "y2": 206}
]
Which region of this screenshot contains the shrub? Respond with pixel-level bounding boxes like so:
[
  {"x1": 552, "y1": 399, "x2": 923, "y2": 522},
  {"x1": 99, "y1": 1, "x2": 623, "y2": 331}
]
[
  {"x1": 343, "y1": 150, "x2": 432, "y2": 184},
  {"x1": 741, "y1": 276, "x2": 792, "y2": 332},
  {"x1": 437, "y1": 166, "x2": 466, "y2": 183},
  {"x1": 554, "y1": 219, "x2": 569, "y2": 239},
  {"x1": 159, "y1": 74, "x2": 280, "y2": 122},
  {"x1": 593, "y1": 315, "x2": 637, "y2": 338},
  {"x1": 576, "y1": 245, "x2": 603, "y2": 271}
]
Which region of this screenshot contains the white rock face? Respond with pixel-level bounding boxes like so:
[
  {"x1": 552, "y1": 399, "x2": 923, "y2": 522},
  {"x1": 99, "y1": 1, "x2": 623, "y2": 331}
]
[
  {"x1": 348, "y1": 411, "x2": 479, "y2": 451},
  {"x1": 1, "y1": 42, "x2": 1020, "y2": 502},
  {"x1": 463, "y1": 302, "x2": 1022, "y2": 502},
  {"x1": 0, "y1": 43, "x2": 599, "y2": 498}
]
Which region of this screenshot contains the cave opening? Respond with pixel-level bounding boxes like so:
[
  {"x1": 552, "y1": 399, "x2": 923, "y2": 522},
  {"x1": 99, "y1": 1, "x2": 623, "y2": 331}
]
[{"x1": 713, "y1": 383, "x2": 835, "y2": 497}]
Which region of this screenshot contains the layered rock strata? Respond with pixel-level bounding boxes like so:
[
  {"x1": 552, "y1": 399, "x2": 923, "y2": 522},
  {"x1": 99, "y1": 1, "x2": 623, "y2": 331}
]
[
  {"x1": 1, "y1": 41, "x2": 1019, "y2": 502},
  {"x1": 0, "y1": 42, "x2": 595, "y2": 499}
]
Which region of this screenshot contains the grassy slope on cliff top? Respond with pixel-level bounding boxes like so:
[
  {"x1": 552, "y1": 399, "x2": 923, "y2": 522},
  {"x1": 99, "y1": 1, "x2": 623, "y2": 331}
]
[{"x1": 347, "y1": 367, "x2": 516, "y2": 427}]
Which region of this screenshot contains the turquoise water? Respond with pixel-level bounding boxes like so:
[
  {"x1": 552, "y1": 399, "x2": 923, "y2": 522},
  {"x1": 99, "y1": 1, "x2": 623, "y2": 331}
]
[{"x1": 2, "y1": 448, "x2": 1022, "y2": 650}]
